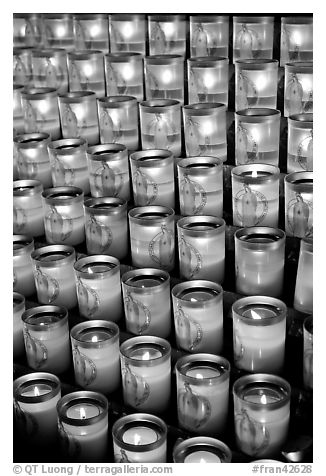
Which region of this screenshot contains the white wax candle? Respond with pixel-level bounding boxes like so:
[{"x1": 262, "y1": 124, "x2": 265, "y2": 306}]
[
  {"x1": 294, "y1": 238, "x2": 313, "y2": 313},
  {"x1": 13, "y1": 236, "x2": 36, "y2": 297},
  {"x1": 123, "y1": 427, "x2": 158, "y2": 445},
  {"x1": 13, "y1": 292, "x2": 25, "y2": 358},
  {"x1": 184, "y1": 451, "x2": 221, "y2": 463},
  {"x1": 287, "y1": 115, "x2": 313, "y2": 173}
]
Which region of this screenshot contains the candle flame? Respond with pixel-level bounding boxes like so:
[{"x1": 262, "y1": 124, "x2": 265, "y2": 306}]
[
  {"x1": 199, "y1": 458, "x2": 207, "y2": 463},
  {"x1": 162, "y1": 70, "x2": 173, "y2": 84},
  {"x1": 34, "y1": 386, "x2": 40, "y2": 397},
  {"x1": 56, "y1": 26, "x2": 66, "y2": 38},
  {"x1": 250, "y1": 310, "x2": 261, "y2": 320},
  {"x1": 88, "y1": 268, "x2": 93, "y2": 274},
  {"x1": 190, "y1": 297, "x2": 198, "y2": 302},
  {"x1": 122, "y1": 23, "x2": 133, "y2": 39},
  {"x1": 252, "y1": 170, "x2": 258, "y2": 178},
  {"x1": 142, "y1": 351, "x2": 150, "y2": 361},
  {"x1": 123, "y1": 64, "x2": 134, "y2": 81},
  {"x1": 91, "y1": 335, "x2": 98, "y2": 343},
  {"x1": 80, "y1": 407, "x2": 87, "y2": 419},
  {"x1": 196, "y1": 373, "x2": 204, "y2": 379},
  {"x1": 261, "y1": 394, "x2": 268, "y2": 404},
  {"x1": 134, "y1": 433, "x2": 142, "y2": 445}
]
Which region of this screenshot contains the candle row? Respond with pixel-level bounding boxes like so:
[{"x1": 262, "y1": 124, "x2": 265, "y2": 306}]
[{"x1": 13, "y1": 14, "x2": 313, "y2": 67}]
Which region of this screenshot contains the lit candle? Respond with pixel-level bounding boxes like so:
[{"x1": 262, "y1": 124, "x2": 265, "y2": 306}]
[
  {"x1": 233, "y1": 374, "x2": 291, "y2": 457},
  {"x1": 21, "y1": 87, "x2": 61, "y2": 140},
  {"x1": 14, "y1": 133, "x2": 52, "y2": 188},
  {"x1": 13, "y1": 13, "x2": 43, "y2": 48},
  {"x1": 233, "y1": 16, "x2": 274, "y2": 63},
  {"x1": 173, "y1": 436, "x2": 232, "y2": 463},
  {"x1": 234, "y1": 227, "x2": 285, "y2": 297},
  {"x1": 87, "y1": 143, "x2": 130, "y2": 202},
  {"x1": 58, "y1": 91, "x2": 99, "y2": 145},
  {"x1": 130, "y1": 149, "x2": 175, "y2": 208},
  {"x1": 303, "y1": 316, "x2": 313, "y2": 390},
  {"x1": 13, "y1": 372, "x2": 61, "y2": 446},
  {"x1": 13, "y1": 235, "x2": 35, "y2": 297},
  {"x1": 42, "y1": 186, "x2": 85, "y2": 246},
  {"x1": 13, "y1": 47, "x2": 33, "y2": 87},
  {"x1": 13, "y1": 292, "x2": 25, "y2": 358},
  {"x1": 13, "y1": 84, "x2": 25, "y2": 135},
  {"x1": 105, "y1": 53, "x2": 144, "y2": 101},
  {"x1": 68, "y1": 50, "x2": 105, "y2": 98},
  {"x1": 284, "y1": 62, "x2": 313, "y2": 117},
  {"x1": 128, "y1": 206, "x2": 175, "y2": 272},
  {"x1": 31, "y1": 48, "x2": 69, "y2": 94},
  {"x1": 287, "y1": 114, "x2": 313, "y2": 173},
  {"x1": 43, "y1": 14, "x2": 74, "y2": 51},
  {"x1": 177, "y1": 156, "x2": 223, "y2": 217},
  {"x1": 187, "y1": 56, "x2": 229, "y2": 106},
  {"x1": 97, "y1": 95, "x2": 139, "y2": 151},
  {"x1": 84, "y1": 197, "x2": 128, "y2": 260},
  {"x1": 22, "y1": 305, "x2": 70, "y2": 374},
  {"x1": 112, "y1": 413, "x2": 167, "y2": 463},
  {"x1": 232, "y1": 164, "x2": 280, "y2": 227},
  {"x1": 139, "y1": 99, "x2": 182, "y2": 158},
  {"x1": 74, "y1": 255, "x2": 123, "y2": 323},
  {"x1": 281, "y1": 17, "x2": 313, "y2": 67},
  {"x1": 232, "y1": 296, "x2": 287, "y2": 374},
  {"x1": 122, "y1": 268, "x2": 171, "y2": 338},
  {"x1": 148, "y1": 15, "x2": 186, "y2": 57},
  {"x1": 57, "y1": 391, "x2": 109, "y2": 462},
  {"x1": 48, "y1": 138, "x2": 89, "y2": 194},
  {"x1": 13, "y1": 180, "x2": 44, "y2": 237},
  {"x1": 284, "y1": 171, "x2": 313, "y2": 238},
  {"x1": 120, "y1": 336, "x2": 171, "y2": 414},
  {"x1": 190, "y1": 16, "x2": 229, "y2": 58},
  {"x1": 71, "y1": 320, "x2": 120, "y2": 394},
  {"x1": 31, "y1": 244, "x2": 77, "y2": 309},
  {"x1": 183, "y1": 103, "x2": 227, "y2": 160},
  {"x1": 73, "y1": 14, "x2": 110, "y2": 53},
  {"x1": 294, "y1": 238, "x2": 313, "y2": 313},
  {"x1": 172, "y1": 281, "x2": 224, "y2": 354},
  {"x1": 144, "y1": 55, "x2": 184, "y2": 105},
  {"x1": 109, "y1": 14, "x2": 146, "y2": 55},
  {"x1": 177, "y1": 216, "x2": 225, "y2": 283},
  {"x1": 176, "y1": 354, "x2": 230, "y2": 436}
]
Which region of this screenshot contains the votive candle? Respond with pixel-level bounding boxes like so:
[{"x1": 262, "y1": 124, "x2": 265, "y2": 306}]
[
  {"x1": 284, "y1": 171, "x2": 313, "y2": 238},
  {"x1": 284, "y1": 62, "x2": 313, "y2": 117},
  {"x1": 21, "y1": 87, "x2": 61, "y2": 139},
  {"x1": 173, "y1": 436, "x2": 232, "y2": 463},
  {"x1": 144, "y1": 55, "x2": 184, "y2": 105},
  {"x1": 13, "y1": 180, "x2": 44, "y2": 237},
  {"x1": 13, "y1": 292, "x2": 26, "y2": 358},
  {"x1": 13, "y1": 47, "x2": 33, "y2": 86},
  {"x1": 31, "y1": 48, "x2": 69, "y2": 94},
  {"x1": 73, "y1": 14, "x2": 109, "y2": 53},
  {"x1": 13, "y1": 235, "x2": 35, "y2": 297},
  {"x1": 233, "y1": 16, "x2": 274, "y2": 63},
  {"x1": 303, "y1": 316, "x2": 313, "y2": 390},
  {"x1": 68, "y1": 50, "x2": 105, "y2": 98},
  {"x1": 43, "y1": 13, "x2": 74, "y2": 51},
  {"x1": 294, "y1": 238, "x2": 313, "y2": 314},
  {"x1": 148, "y1": 15, "x2": 186, "y2": 57},
  {"x1": 105, "y1": 53, "x2": 144, "y2": 101},
  {"x1": 190, "y1": 15, "x2": 229, "y2": 58},
  {"x1": 13, "y1": 13, "x2": 43, "y2": 48},
  {"x1": 281, "y1": 17, "x2": 313, "y2": 67},
  {"x1": 287, "y1": 114, "x2": 313, "y2": 173},
  {"x1": 109, "y1": 14, "x2": 146, "y2": 55}
]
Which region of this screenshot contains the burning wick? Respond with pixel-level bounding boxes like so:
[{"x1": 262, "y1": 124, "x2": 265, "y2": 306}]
[
  {"x1": 252, "y1": 170, "x2": 258, "y2": 178},
  {"x1": 34, "y1": 386, "x2": 40, "y2": 397},
  {"x1": 80, "y1": 407, "x2": 87, "y2": 419},
  {"x1": 250, "y1": 310, "x2": 261, "y2": 320},
  {"x1": 142, "y1": 351, "x2": 150, "y2": 361}
]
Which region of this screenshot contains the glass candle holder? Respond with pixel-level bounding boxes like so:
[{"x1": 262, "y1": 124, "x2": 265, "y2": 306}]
[
  {"x1": 68, "y1": 50, "x2": 105, "y2": 98},
  {"x1": 48, "y1": 138, "x2": 89, "y2": 194},
  {"x1": 130, "y1": 149, "x2": 175, "y2": 208},
  {"x1": 58, "y1": 91, "x2": 99, "y2": 145},
  {"x1": 14, "y1": 133, "x2": 52, "y2": 188},
  {"x1": 233, "y1": 16, "x2": 274, "y2": 62},
  {"x1": 232, "y1": 164, "x2": 280, "y2": 227},
  {"x1": 232, "y1": 296, "x2": 287, "y2": 374},
  {"x1": 188, "y1": 57, "x2": 229, "y2": 106},
  {"x1": 112, "y1": 413, "x2": 167, "y2": 463},
  {"x1": 148, "y1": 15, "x2": 186, "y2": 57},
  {"x1": 105, "y1": 53, "x2": 144, "y2": 101},
  {"x1": 97, "y1": 96, "x2": 139, "y2": 151},
  {"x1": 87, "y1": 143, "x2": 130, "y2": 201},
  {"x1": 176, "y1": 353, "x2": 230, "y2": 436},
  {"x1": 109, "y1": 14, "x2": 146, "y2": 55},
  {"x1": 73, "y1": 14, "x2": 109, "y2": 53},
  {"x1": 233, "y1": 374, "x2": 291, "y2": 458},
  {"x1": 42, "y1": 186, "x2": 85, "y2": 246},
  {"x1": 294, "y1": 238, "x2": 313, "y2": 314},
  {"x1": 21, "y1": 87, "x2": 61, "y2": 140},
  {"x1": 235, "y1": 60, "x2": 278, "y2": 111},
  {"x1": 234, "y1": 227, "x2": 286, "y2": 297},
  {"x1": 121, "y1": 268, "x2": 171, "y2": 338},
  {"x1": 172, "y1": 280, "x2": 223, "y2": 354},
  {"x1": 84, "y1": 197, "x2": 128, "y2": 259},
  {"x1": 13, "y1": 372, "x2": 61, "y2": 446},
  {"x1": 281, "y1": 17, "x2": 313, "y2": 67},
  {"x1": 144, "y1": 55, "x2": 184, "y2": 105},
  {"x1": 303, "y1": 316, "x2": 313, "y2": 390},
  {"x1": 284, "y1": 171, "x2": 313, "y2": 238},
  {"x1": 139, "y1": 99, "x2": 182, "y2": 158},
  {"x1": 128, "y1": 206, "x2": 175, "y2": 272},
  {"x1": 235, "y1": 109, "x2": 281, "y2": 167},
  {"x1": 57, "y1": 391, "x2": 109, "y2": 462},
  {"x1": 31, "y1": 244, "x2": 77, "y2": 309},
  {"x1": 183, "y1": 103, "x2": 227, "y2": 160},
  {"x1": 22, "y1": 305, "x2": 70, "y2": 373},
  {"x1": 177, "y1": 216, "x2": 225, "y2": 283},
  {"x1": 13, "y1": 180, "x2": 44, "y2": 237},
  {"x1": 13, "y1": 292, "x2": 25, "y2": 358},
  {"x1": 13, "y1": 47, "x2": 33, "y2": 86},
  {"x1": 31, "y1": 48, "x2": 69, "y2": 95},
  {"x1": 173, "y1": 436, "x2": 232, "y2": 463},
  {"x1": 177, "y1": 156, "x2": 223, "y2": 217},
  {"x1": 43, "y1": 13, "x2": 74, "y2": 51},
  {"x1": 287, "y1": 114, "x2": 313, "y2": 173},
  {"x1": 13, "y1": 84, "x2": 25, "y2": 135},
  {"x1": 120, "y1": 336, "x2": 171, "y2": 414},
  {"x1": 284, "y1": 62, "x2": 313, "y2": 117},
  {"x1": 190, "y1": 15, "x2": 229, "y2": 58},
  {"x1": 13, "y1": 13, "x2": 43, "y2": 47},
  {"x1": 13, "y1": 235, "x2": 35, "y2": 297},
  {"x1": 74, "y1": 255, "x2": 123, "y2": 322},
  {"x1": 70, "y1": 320, "x2": 120, "y2": 394}
]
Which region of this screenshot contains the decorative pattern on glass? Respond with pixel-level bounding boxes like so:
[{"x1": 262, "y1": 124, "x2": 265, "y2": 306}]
[
  {"x1": 234, "y1": 184, "x2": 268, "y2": 226},
  {"x1": 122, "y1": 363, "x2": 150, "y2": 407},
  {"x1": 235, "y1": 408, "x2": 270, "y2": 456},
  {"x1": 124, "y1": 292, "x2": 152, "y2": 335},
  {"x1": 174, "y1": 302, "x2": 203, "y2": 351},
  {"x1": 179, "y1": 174, "x2": 207, "y2": 215},
  {"x1": 76, "y1": 276, "x2": 100, "y2": 318},
  {"x1": 178, "y1": 233, "x2": 202, "y2": 279},
  {"x1": 148, "y1": 224, "x2": 174, "y2": 269},
  {"x1": 34, "y1": 266, "x2": 60, "y2": 303},
  {"x1": 178, "y1": 382, "x2": 211, "y2": 429},
  {"x1": 286, "y1": 193, "x2": 313, "y2": 238},
  {"x1": 45, "y1": 206, "x2": 73, "y2": 242},
  {"x1": 72, "y1": 344, "x2": 97, "y2": 386},
  {"x1": 24, "y1": 328, "x2": 48, "y2": 369}
]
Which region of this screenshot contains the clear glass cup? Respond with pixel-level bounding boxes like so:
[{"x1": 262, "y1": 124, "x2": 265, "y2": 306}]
[
  {"x1": 190, "y1": 15, "x2": 229, "y2": 58},
  {"x1": 287, "y1": 114, "x2": 313, "y2": 172}
]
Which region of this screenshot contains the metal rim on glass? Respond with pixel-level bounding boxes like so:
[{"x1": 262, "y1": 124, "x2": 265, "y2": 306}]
[
  {"x1": 235, "y1": 59, "x2": 279, "y2": 70},
  {"x1": 236, "y1": 108, "x2": 281, "y2": 124},
  {"x1": 177, "y1": 216, "x2": 225, "y2": 237},
  {"x1": 32, "y1": 48, "x2": 67, "y2": 58},
  {"x1": 14, "y1": 133, "x2": 51, "y2": 149},
  {"x1": 172, "y1": 280, "x2": 223, "y2": 309},
  {"x1": 130, "y1": 149, "x2": 173, "y2": 169},
  {"x1": 145, "y1": 55, "x2": 184, "y2": 65},
  {"x1": 105, "y1": 52, "x2": 143, "y2": 63},
  {"x1": 281, "y1": 16, "x2": 313, "y2": 25},
  {"x1": 140, "y1": 99, "x2": 180, "y2": 114},
  {"x1": 59, "y1": 91, "x2": 96, "y2": 103},
  {"x1": 128, "y1": 206, "x2": 175, "y2": 226},
  {"x1": 13, "y1": 292, "x2": 25, "y2": 313},
  {"x1": 48, "y1": 138, "x2": 87, "y2": 155},
  {"x1": 176, "y1": 353, "x2": 230, "y2": 385},
  {"x1": 71, "y1": 320, "x2": 120, "y2": 349},
  {"x1": 234, "y1": 227, "x2": 286, "y2": 251},
  {"x1": 285, "y1": 62, "x2": 313, "y2": 73},
  {"x1": 188, "y1": 57, "x2": 229, "y2": 68},
  {"x1": 84, "y1": 197, "x2": 127, "y2": 216},
  {"x1": 57, "y1": 391, "x2": 108, "y2": 426},
  {"x1": 121, "y1": 268, "x2": 170, "y2": 295},
  {"x1": 177, "y1": 156, "x2": 223, "y2": 176},
  {"x1": 73, "y1": 13, "x2": 109, "y2": 21},
  {"x1": 183, "y1": 102, "x2": 226, "y2": 116},
  {"x1": 21, "y1": 87, "x2": 58, "y2": 100},
  {"x1": 120, "y1": 335, "x2": 171, "y2": 368},
  {"x1": 31, "y1": 244, "x2": 75, "y2": 267},
  {"x1": 68, "y1": 50, "x2": 104, "y2": 61},
  {"x1": 284, "y1": 171, "x2": 313, "y2": 193},
  {"x1": 22, "y1": 305, "x2": 68, "y2": 332},
  {"x1": 232, "y1": 164, "x2": 280, "y2": 184},
  {"x1": 13, "y1": 235, "x2": 34, "y2": 256},
  {"x1": 14, "y1": 372, "x2": 61, "y2": 404},
  {"x1": 173, "y1": 436, "x2": 232, "y2": 463},
  {"x1": 149, "y1": 14, "x2": 186, "y2": 22},
  {"x1": 232, "y1": 295, "x2": 287, "y2": 326},
  {"x1": 42, "y1": 186, "x2": 84, "y2": 205},
  {"x1": 190, "y1": 15, "x2": 229, "y2": 23},
  {"x1": 74, "y1": 255, "x2": 120, "y2": 280},
  {"x1": 110, "y1": 14, "x2": 145, "y2": 21},
  {"x1": 98, "y1": 95, "x2": 137, "y2": 109},
  {"x1": 87, "y1": 143, "x2": 127, "y2": 162},
  {"x1": 303, "y1": 315, "x2": 313, "y2": 336},
  {"x1": 288, "y1": 114, "x2": 313, "y2": 129},
  {"x1": 14, "y1": 179, "x2": 43, "y2": 196},
  {"x1": 233, "y1": 16, "x2": 274, "y2": 24}
]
